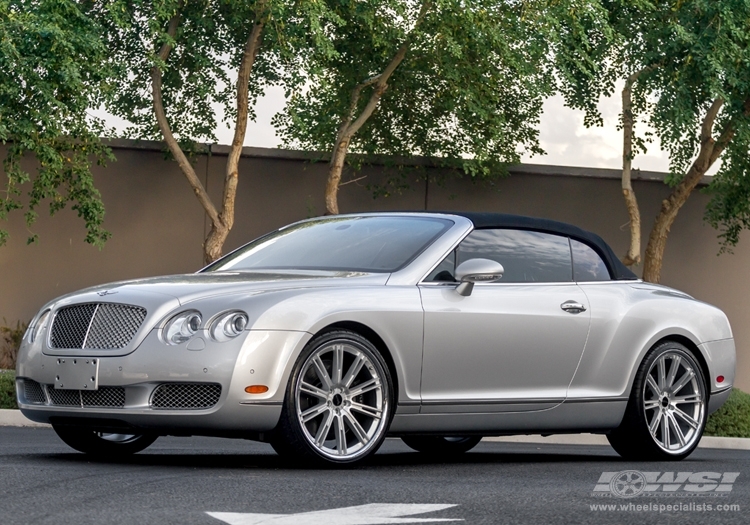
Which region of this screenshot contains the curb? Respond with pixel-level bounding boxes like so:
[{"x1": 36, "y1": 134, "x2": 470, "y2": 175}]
[
  {"x1": 484, "y1": 434, "x2": 750, "y2": 450},
  {"x1": 1, "y1": 409, "x2": 749, "y2": 449},
  {"x1": 0, "y1": 409, "x2": 49, "y2": 428}
]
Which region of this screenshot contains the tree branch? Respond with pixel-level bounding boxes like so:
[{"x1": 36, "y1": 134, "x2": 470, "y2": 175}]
[
  {"x1": 150, "y1": 11, "x2": 220, "y2": 226},
  {"x1": 221, "y1": 0, "x2": 268, "y2": 228},
  {"x1": 701, "y1": 97, "x2": 724, "y2": 143}
]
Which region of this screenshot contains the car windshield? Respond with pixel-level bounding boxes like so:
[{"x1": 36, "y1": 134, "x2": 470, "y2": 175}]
[{"x1": 204, "y1": 216, "x2": 453, "y2": 273}]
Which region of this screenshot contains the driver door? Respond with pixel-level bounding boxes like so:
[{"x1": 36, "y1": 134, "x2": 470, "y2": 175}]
[{"x1": 419, "y1": 228, "x2": 590, "y2": 412}]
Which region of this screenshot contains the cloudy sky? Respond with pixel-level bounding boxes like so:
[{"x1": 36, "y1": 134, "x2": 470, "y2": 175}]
[
  {"x1": 207, "y1": 83, "x2": 677, "y2": 174},
  {"x1": 103, "y1": 84, "x2": 689, "y2": 174}
]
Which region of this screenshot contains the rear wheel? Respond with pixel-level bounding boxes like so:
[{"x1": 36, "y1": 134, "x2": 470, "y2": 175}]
[
  {"x1": 608, "y1": 341, "x2": 707, "y2": 461},
  {"x1": 53, "y1": 426, "x2": 157, "y2": 456},
  {"x1": 401, "y1": 436, "x2": 482, "y2": 455},
  {"x1": 271, "y1": 330, "x2": 394, "y2": 466}
]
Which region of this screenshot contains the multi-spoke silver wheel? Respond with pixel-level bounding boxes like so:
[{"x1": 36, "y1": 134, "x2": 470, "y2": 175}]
[
  {"x1": 608, "y1": 342, "x2": 707, "y2": 461},
  {"x1": 643, "y1": 351, "x2": 705, "y2": 454},
  {"x1": 294, "y1": 339, "x2": 389, "y2": 461}
]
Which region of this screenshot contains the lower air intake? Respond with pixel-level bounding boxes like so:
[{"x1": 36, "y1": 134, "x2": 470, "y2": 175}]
[
  {"x1": 22, "y1": 379, "x2": 46, "y2": 404},
  {"x1": 150, "y1": 383, "x2": 222, "y2": 410}
]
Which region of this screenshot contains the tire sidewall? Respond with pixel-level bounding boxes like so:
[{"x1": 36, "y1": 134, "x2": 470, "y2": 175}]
[
  {"x1": 631, "y1": 342, "x2": 708, "y2": 459},
  {"x1": 279, "y1": 330, "x2": 395, "y2": 465}
]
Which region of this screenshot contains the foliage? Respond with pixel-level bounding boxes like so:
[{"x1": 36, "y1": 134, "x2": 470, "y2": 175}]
[
  {"x1": 705, "y1": 388, "x2": 750, "y2": 439},
  {"x1": 275, "y1": 0, "x2": 610, "y2": 181},
  {"x1": 0, "y1": 0, "x2": 114, "y2": 247},
  {"x1": 0, "y1": 319, "x2": 25, "y2": 370},
  {"x1": 561, "y1": 0, "x2": 750, "y2": 264},
  {"x1": 0, "y1": 370, "x2": 16, "y2": 409},
  {"x1": 94, "y1": 0, "x2": 336, "y2": 261}
]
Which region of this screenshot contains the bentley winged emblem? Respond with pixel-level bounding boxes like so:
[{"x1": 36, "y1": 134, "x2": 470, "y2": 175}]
[{"x1": 96, "y1": 290, "x2": 118, "y2": 296}]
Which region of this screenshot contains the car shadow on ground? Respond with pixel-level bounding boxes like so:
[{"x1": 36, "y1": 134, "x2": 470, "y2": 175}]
[{"x1": 35, "y1": 448, "x2": 636, "y2": 471}]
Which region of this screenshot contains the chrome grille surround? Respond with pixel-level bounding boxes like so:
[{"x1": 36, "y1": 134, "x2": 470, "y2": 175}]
[
  {"x1": 19, "y1": 380, "x2": 126, "y2": 408},
  {"x1": 49, "y1": 303, "x2": 147, "y2": 350},
  {"x1": 150, "y1": 383, "x2": 222, "y2": 410}
]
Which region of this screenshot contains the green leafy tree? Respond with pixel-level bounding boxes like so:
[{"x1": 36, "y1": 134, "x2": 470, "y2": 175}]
[
  {"x1": 0, "y1": 0, "x2": 113, "y2": 247},
  {"x1": 561, "y1": 0, "x2": 750, "y2": 283},
  {"x1": 276, "y1": 0, "x2": 608, "y2": 215},
  {"x1": 97, "y1": 0, "x2": 334, "y2": 264}
]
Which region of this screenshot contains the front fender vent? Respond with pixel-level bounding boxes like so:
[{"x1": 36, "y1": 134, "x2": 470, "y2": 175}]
[{"x1": 150, "y1": 383, "x2": 222, "y2": 410}]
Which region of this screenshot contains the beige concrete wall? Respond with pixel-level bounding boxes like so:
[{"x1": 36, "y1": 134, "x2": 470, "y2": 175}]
[{"x1": 1, "y1": 142, "x2": 748, "y2": 391}]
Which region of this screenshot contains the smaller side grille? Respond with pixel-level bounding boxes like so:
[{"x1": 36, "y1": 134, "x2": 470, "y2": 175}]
[
  {"x1": 151, "y1": 383, "x2": 222, "y2": 410},
  {"x1": 22, "y1": 380, "x2": 47, "y2": 405}
]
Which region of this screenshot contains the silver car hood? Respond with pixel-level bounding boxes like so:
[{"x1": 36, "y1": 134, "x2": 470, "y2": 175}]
[{"x1": 57, "y1": 270, "x2": 389, "y2": 306}]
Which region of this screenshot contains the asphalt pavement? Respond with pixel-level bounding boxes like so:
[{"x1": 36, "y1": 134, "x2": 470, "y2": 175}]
[{"x1": 1, "y1": 427, "x2": 748, "y2": 524}]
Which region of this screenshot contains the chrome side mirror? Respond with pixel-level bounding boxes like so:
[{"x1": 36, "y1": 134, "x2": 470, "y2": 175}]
[{"x1": 454, "y1": 258, "x2": 504, "y2": 296}]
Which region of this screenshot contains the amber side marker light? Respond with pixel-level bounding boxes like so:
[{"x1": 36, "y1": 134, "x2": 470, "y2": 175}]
[
  {"x1": 717, "y1": 376, "x2": 725, "y2": 383},
  {"x1": 245, "y1": 385, "x2": 269, "y2": 394}
]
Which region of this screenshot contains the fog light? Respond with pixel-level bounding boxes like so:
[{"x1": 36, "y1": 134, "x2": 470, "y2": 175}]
[{"x1": 245, "y1": 385, "x2": 269, "y2": 394}]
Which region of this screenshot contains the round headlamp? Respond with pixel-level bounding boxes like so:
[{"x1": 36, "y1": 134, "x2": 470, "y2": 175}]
[
  {"x1": 163, "y1": 310, "x2": 202, "y2": 345},
  {"x1": 209, "y1": 311, "x2": 248, "y2": 342}
]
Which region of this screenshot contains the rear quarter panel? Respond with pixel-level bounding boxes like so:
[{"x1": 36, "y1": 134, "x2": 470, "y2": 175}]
[{"x1": 569, "y1": 283, "x2": 733, "y2": 400}]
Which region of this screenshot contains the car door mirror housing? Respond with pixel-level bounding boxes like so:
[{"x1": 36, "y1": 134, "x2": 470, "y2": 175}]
[{"x1": 454, "y1": 258, "x2": 504, "y2": 296}]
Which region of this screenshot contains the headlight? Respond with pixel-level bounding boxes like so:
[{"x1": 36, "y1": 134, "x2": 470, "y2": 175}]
[
  {"x1": 163, "y1": 310, "x2": 202, "y2": 345},
  {"x1": 209, "y1": 311, "x2": 248, "y2": 342},
  {"x1": 29, "y1": 309, "x2": 50, "y2": 343}
]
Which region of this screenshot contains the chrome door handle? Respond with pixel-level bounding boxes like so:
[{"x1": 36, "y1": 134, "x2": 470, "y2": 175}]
[{"x1": 561, "y1": 301, "x2": 587, "y2": 314}]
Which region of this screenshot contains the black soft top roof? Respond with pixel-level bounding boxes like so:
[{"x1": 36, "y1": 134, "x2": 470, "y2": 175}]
[{"x1": 441, "y1": 211, "x2": 638, "y2": 281}]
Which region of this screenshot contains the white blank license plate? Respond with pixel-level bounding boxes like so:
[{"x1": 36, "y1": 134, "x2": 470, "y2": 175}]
[{"x1": 54, "y1": 358, "x2": 99, "y2": 390}]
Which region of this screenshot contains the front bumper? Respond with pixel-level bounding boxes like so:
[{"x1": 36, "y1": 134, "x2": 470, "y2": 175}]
[{"x1": 16, "y1": 329, "x2": 310, "y2": 436}]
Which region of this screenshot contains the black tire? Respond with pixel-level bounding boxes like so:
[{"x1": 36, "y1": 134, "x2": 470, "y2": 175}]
[
  {"x1": 607, "y1": 341, "x2": 707, "y2": 461},
  {"x1": 271, "y1": 329, "x2": 395, "y2": 466},
  {"x1": 401, "y1": 435, "x2": 482, "y2": 455},
  {"x1": 53, "y1": 425, "x2": 157, "y2": 456}
]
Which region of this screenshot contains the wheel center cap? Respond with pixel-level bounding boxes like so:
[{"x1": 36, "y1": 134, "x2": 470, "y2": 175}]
[
  {"x1": 661, "y1": 396, "x2": 670, "y2": 408},
  {"x1": 332, "y1": 393, "x2": 344, "y2": 407}
]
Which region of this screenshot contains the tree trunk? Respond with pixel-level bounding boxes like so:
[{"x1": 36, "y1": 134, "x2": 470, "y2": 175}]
[
  {"x1": 323, "y1": 0, "x2": 430, "y2": 215},
  {"x1": 621, "y1": 69, "x2": 648, "y2": 267},
  {"x1": 641, "y1": 98, "x2": 729, "y2": 283},
  {"x1": 149, "y1": 7, "x2": 267, "y2": 265},
  {"x1": 325, "y1": 137, "x2": 350, "y2": 215},
  {"x1": 210, "y1": 5, "x2": 267, "y2": 263},
  {"x1": 204, "y1": 223, "x2": 231, "y2": 264}
]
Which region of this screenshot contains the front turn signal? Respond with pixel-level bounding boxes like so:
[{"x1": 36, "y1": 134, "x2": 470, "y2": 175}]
[{"x1": 245, "y1": 385, "x2": 269, "y2": 394}]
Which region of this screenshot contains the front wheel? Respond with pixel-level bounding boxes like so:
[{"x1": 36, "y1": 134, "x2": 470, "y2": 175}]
[
  {"x1": 401, "y1": 436, "x2": 482, "y2": 455},
  {"x1": 53, "y1": 426, "x2": 157, "y2": 456},
  {"x1": 608, "y1": 341, "x2": 707, "y2": 461},
  {"x1": 271, "y1": 330, "x2": 395, "y2": 466}
]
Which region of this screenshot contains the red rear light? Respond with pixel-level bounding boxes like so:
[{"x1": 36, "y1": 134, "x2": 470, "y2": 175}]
[{"x1": 717, "y1": 375, "x2": 725, "y2": 383}]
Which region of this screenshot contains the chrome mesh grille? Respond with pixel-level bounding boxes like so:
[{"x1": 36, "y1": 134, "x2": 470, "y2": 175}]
[
  {"x1": 151, "y1": 383, "x2": 222, "y2": 410},
  {"x1": 43, "y1": 385, "x2": 125, "y2": 408},
  {"x1": 49, "y1": 303, "x2": 146, "y2": 349},
  {"x1": 22, "y1": 380, "x2": 46, "y2": 404},
  {"x1": 81, "y1": 387, "x2": 126, "y2": 408},
  {"x1": 46, "y1": 387, "x2": 81, "y2": 406},
  {"x1": 50, "y1": 304, "x2": 97, "y2": 349}
]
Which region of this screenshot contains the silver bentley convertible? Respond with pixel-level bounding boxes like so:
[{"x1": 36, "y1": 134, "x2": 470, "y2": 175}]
[{"x1": 16, "y1": 212, "x2": 735, "y2": 465}]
